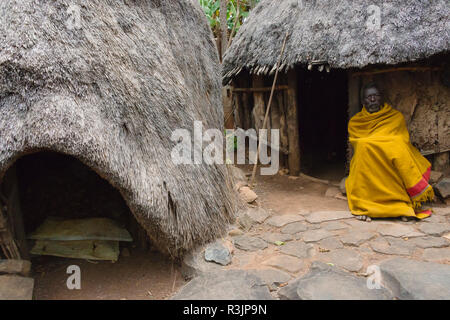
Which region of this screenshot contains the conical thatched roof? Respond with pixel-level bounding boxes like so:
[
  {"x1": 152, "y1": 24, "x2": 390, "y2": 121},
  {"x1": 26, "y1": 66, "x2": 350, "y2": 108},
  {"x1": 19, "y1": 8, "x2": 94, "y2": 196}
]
[
  {"x1": 0, "y1": 0, "x2": 236, "y2": 258},
  {"x1": 223, "y1": 0, "x2": 450, "y2": 83}
]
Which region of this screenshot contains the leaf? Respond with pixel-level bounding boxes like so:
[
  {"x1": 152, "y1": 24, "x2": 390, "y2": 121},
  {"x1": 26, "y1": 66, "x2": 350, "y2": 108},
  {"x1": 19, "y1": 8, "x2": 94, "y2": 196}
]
[{"x1": 274, "y1": 241, "x2": 285, "y2": 246}]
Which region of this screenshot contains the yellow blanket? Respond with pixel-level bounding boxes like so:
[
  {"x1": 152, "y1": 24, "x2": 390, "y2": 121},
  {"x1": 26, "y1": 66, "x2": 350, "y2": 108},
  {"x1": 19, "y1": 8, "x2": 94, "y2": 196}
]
[{"x1": 346, "y1": 103, "x2": 434, "y2": 219}]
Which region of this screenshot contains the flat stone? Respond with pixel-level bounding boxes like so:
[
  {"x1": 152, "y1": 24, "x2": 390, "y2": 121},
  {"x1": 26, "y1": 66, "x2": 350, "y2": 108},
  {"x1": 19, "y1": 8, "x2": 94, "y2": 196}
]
[
  {"x1": 238, "y1": 186, "x2": 258, "y2": 203},
  {"x1": 181, "y1": 247, "x2": 221, "y2": 279},
  {"x1": 233, "y1": 235, "x2": 268, "y2": 251},
  {"x1": 244, "y1": 207, "x2": 270, "y2": 224},
  {"x1": 0, "y1": 260, "x2": 31, "y2": 276},
  {"x1": 302, "y1": 229, "x2": 335, "y2": 242},
  {"x1": 204, "y1": 241, "x2": 232, "y2": 266},
  {"x1": 340, "y1": 231, "x2": 377, "y2": 247},
  {"x1": 435, "y1": 178, "x2": 450, "y2": 198},
  {"x1": 430, "y1": 171, "x2": 443, "y2": 184},
  {"x1": 265, "y1": 214, "x2": 304, "y2": 227},
  {"x1": 280, "y1": 241, "x2": 315, "y2": 259},
  {"x1": 325, "y1": 186, "x2": 341, "y2": 198},
  {"x1": 422, "y1": 248, "x2": 450, "y2": 263},
  {"x1": 260, "y1": 232, "x2": 294, "y2": 244},
  {"x1": 379, "y1": 258, "x2": 450, "y2": 299},
  {"x1": 431, "y1": 207, "x2": 450, "y2": 216},
  {"x1": 422, "y1": 213, "x2": 448, "y2": 223},
  {"x1": 0, "y1": 275, "x2": 34, "y2": 300},
  {"x1": 321, "y1": 221, "x2": 348, "y2": 231},
  {"x1": 280, "y1": 222, "x2": 308, "y2": 234},
  {"x1": 418, "y1": 223, "x2": 450, "y2": 236},
  {"x1": 377, "y1": 223, "x2": 425, "y2": 238},
  {"x1": 369, "y1": 237, "x2": 415, "y2": 256},
  {"x1": 320, "y1": 248, "x2": 364, "y2": 272},
  {"x1": 263, "y1": 255, "x2": 304, "y2": 273},
  {"x1": 248, "y1": 268, "x2": 292, "y2": 291},
  {"x1": 278, "y1": 262, "x2": 392, "y2": 300},
  {"x1": 409, "y1": 237, "x2": 449, "y2": 248},
  {"x1": 305, "y1": 211, "x2": 352, "y2": 224},
  {"x1": 171, "y1": 270, "x2": 273, "y2": 300},
  {"x1": 318, "y1": 237, "x2": 344, "y2": 250}
]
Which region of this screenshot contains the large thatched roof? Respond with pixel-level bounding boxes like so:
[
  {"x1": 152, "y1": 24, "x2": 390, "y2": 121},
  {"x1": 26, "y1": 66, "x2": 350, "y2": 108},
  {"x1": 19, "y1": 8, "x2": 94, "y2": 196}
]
[
  {"x1": 0, "y1": 0, "x2": 235, "y2": 258},
  {"x1": 223, "y1": 0, "x2": 450, "y2": 83}
]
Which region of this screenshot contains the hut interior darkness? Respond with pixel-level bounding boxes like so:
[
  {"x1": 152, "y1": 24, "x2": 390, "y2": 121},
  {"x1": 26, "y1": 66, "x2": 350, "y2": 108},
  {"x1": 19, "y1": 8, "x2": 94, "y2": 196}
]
[{"x1": 0, "y1": 151, "x2": 150, "y2": 260}]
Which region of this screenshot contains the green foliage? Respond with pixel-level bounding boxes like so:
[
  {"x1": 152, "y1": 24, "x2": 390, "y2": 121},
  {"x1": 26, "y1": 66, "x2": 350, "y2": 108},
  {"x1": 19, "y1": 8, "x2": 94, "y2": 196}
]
[{"x1": 199, "y1": 0, "x2": 259, "y2": 37}]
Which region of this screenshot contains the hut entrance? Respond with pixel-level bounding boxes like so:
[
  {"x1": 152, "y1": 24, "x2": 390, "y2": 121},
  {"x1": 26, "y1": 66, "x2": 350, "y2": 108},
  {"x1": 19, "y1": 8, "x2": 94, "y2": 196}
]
[
  {"x1": 298, "y1": 69, "x2": 349, "y2": 181},
  {"x1": 0, "y1": 152, "x2": 185, "y2": 299}
]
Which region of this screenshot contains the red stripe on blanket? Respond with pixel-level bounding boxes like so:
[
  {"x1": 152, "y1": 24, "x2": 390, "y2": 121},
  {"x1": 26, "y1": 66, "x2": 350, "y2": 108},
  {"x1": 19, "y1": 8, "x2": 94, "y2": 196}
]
[{"x1": 407, "y1": 167, "x2": 431, "y2": 198}]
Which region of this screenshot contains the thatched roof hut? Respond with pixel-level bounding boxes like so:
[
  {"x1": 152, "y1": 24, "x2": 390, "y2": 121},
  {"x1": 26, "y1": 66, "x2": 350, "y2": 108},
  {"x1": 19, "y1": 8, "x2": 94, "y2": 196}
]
[
  {"x1": 223, "y1": 0, "x2": 449, "y2": 179},
  {"x1": 223, "y1": 0, "x2": 449, "y2": 81},
  {"x1": 0, "y1": 0, "x2": 235, "y2": 258}
]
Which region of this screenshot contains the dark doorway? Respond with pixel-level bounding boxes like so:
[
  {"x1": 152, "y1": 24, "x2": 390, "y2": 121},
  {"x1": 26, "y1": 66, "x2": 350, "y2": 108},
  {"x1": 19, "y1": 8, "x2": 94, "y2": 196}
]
[{"x1": 298, "y1": 69, "x2": 349, "y2": 182}]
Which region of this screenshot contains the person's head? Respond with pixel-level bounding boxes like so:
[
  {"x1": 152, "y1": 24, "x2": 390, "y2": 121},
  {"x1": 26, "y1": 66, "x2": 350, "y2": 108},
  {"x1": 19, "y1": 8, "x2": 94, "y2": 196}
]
[{"x1": 361, "y1": 82, "x2": 384, "y2": 113}]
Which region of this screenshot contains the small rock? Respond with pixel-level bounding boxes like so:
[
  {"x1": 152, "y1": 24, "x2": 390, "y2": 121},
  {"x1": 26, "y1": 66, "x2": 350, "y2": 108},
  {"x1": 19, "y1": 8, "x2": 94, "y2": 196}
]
[
  {"x1": 204, "y1": 241, "x2": 232, "y2": 266},
  {"x1": 339, "y1": 177, "x2": 347, "y2": 195},
  {"x1": 228, "y1": 228, "x2": 244, "y2": 237},
  {"x1": 233, "y1": 235, "x2": 268, "y2": 251},
  {"x1": 242, "y1": 207, "x2": 270, "y2": 224},
  {"x1": 430, "y1": 171, "x2": 443, "y2": 184},
  {"x1": 340, "y1": 231, "x2": 377, "y2": 246},
  {"x1": 249, "y1": 269, "x2": 292, "y2": 291},
  {"x1": 0, "y1": 260, "x2": 31, "y2": 276},
  {"x1": 181, "y1": 247, "x2": 221, "y2": 279},
  {"x1": 379, "y1": 258, "x2": 450, "y2": 300},
  {"x1": 422, "y1": 248, "x2": 450, "y2": 263},
  {"x1": 305, "y1": 211, "x2": 352, "y2": 224},
  {"x1": 260, "y1": 232, "x2": 294, "y2": 244},
  {"x1": 418, "y1": 223, "x2": 450, "y2": 236},
  {"x1": 263, "y1": 255, "x2": 304, "y2": 273},
  {"x1": 320, "y1": 248, "x2": 364, "y2": 272},
  {"x1": 325, "y1": 186, "x2": 341, "y2": 198},
  {"x1": 435, "y1": 178, "x2": 450, "y2": 198},
  {"x1": 280, "y1": 222, "x2": 308, "y2": 234},
  {"x1": 265, "y1": 214, "x2": 304, "y2": 227},
  {"x1": 302, "y1": 229, "x2": 335, "y2": 242},
  {"x1": 238, "y1": 186, "x2": 258, "y2": 203},
  {"x1": 171, "y1": 270, "x2": 273, "y2": 300},
  {"x1": 280, "y1": 241, "x2": 315, "y2": 258},
  {"x1": 0, "y1": 275, "x2": 34, "y2": 300}
]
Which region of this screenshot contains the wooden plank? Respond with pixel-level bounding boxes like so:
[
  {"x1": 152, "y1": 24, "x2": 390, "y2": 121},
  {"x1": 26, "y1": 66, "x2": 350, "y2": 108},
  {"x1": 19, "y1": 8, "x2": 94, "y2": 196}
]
[
  {"x1": 286, "y1": 70, "x2": 301, "y2": 175},
  {"x1": 252, "y1": 75, "x2": 265, "y2": 133}
]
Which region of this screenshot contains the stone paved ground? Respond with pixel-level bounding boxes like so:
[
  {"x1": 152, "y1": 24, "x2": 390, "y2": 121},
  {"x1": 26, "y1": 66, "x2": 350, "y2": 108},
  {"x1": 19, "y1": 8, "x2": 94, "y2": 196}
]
[{"x1": 174, "y1": 167, "x2": 450, "y2": 300}]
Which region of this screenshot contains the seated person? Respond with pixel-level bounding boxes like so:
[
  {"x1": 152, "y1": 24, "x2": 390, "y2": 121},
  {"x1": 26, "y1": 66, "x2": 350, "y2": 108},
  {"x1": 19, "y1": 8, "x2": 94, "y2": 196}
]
[{"x1": 346, "y1": 83, "x2": 434, "y2": 221}]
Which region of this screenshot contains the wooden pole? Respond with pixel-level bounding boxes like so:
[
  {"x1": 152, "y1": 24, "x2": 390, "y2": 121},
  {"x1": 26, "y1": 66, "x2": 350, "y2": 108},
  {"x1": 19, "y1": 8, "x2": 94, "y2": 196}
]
[
  {"x1": 227, "y1": 0, "x2": 241, "y2": 49},
  {"x1": 249, "y1": 32, "x2": 289, "y2": 188}
]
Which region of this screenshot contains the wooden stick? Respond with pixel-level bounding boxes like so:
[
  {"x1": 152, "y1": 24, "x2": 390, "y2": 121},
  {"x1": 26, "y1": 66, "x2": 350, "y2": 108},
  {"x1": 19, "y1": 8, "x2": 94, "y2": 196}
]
[
  {"x1": 249, "y1": 32, "x2": 289, "y2": 188},
  {"x1": 227, "y1": 0, "x2": 241, "y2": 49}
]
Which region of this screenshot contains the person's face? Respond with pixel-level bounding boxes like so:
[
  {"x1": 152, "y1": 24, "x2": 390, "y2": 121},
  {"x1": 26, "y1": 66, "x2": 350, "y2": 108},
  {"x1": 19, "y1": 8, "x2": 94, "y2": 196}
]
[{"x1": 363, "y1": 87, "x2": 382, "y2": 113}]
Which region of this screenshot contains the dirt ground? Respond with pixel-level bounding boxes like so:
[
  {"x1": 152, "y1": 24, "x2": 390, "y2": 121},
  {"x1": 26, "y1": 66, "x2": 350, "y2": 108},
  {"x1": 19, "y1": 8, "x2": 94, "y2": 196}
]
[{"x1": 32, "y1": 248, "x2": 186, "y2": 300}]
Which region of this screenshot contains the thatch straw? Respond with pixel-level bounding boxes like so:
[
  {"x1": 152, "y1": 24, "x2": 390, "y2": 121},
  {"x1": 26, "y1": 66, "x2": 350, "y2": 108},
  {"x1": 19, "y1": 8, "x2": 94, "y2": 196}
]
[{"x1": 0, "y1": 0, "x2": 236, "y2": 258}]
